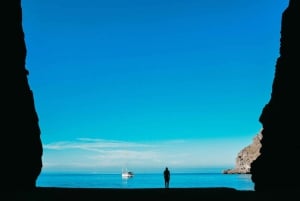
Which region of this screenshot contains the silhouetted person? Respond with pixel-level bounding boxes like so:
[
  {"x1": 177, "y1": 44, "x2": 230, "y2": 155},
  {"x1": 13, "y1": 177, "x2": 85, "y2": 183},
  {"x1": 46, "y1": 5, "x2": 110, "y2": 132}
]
[{"x1": 163, "y1": 167, "x2": 170, "y2": 188}]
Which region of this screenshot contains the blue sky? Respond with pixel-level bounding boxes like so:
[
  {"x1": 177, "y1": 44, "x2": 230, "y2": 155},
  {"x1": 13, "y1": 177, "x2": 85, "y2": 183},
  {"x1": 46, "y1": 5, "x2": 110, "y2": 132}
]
[{"x1": 22, "y1": 0, "x2": 288, "y2": 173}]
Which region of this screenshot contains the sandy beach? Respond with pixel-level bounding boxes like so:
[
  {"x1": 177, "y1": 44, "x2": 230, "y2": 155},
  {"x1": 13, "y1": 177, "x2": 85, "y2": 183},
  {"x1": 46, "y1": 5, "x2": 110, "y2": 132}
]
[{"x1": 5, "y1": 187, "x2": 297, "y2": 201}]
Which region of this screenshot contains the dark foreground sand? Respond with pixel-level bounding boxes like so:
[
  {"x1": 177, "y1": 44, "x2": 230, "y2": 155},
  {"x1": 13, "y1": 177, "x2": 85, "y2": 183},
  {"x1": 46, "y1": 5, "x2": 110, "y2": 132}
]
[{"x1": 3, "y1": 187, "x2": 298, "y2": 201}]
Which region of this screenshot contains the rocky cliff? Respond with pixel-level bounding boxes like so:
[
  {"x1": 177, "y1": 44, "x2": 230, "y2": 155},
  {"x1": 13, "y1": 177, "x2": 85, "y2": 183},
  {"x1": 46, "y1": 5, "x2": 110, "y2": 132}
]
[{"x1": 223, "y1": 130, "x2": 262, "y2": 174}]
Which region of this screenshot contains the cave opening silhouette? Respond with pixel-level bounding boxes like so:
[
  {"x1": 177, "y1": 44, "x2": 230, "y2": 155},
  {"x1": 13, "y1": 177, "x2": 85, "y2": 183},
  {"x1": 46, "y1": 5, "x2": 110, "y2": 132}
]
[{"x1": 2, "y1": 0, "x2": 300, "y2": 194}]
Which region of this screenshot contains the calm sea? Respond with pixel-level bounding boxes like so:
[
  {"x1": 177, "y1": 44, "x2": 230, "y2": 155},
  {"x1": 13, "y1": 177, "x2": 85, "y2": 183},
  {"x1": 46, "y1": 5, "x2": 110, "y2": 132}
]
[{"x1": 37, "y1": 171, "x2": 254, "y2": 191}]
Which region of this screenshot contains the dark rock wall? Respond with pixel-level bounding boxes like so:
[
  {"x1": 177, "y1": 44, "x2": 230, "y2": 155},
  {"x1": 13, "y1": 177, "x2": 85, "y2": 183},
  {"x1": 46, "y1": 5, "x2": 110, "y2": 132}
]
[
  {"x1": 250, "y1": 0, "x2": 300, "y2": 191},
  {"x1": 1, "y1": 0, "x2": 43, "y2": 190}
]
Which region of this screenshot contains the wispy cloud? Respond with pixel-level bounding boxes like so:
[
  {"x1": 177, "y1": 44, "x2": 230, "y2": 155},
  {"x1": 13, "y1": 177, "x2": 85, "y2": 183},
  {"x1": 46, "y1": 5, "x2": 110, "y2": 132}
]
[
  {"x1": 44, "y1": 138, "x2": 153, "y2": 152},
  {"x1": 42, "y1": 137, "x2": 246, "y2": 173}
]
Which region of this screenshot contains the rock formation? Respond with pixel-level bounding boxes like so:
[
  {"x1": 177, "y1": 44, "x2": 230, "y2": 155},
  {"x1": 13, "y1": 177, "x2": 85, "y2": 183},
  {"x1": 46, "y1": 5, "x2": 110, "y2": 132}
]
[
  {"x1": 1, "y1": 0, "x2": 43, "y2": 190},
  {"x1": 223, "y1": 130, "x2": 262, "y2": 174},
  {"x1": 250, "y1": 0, "x2": 300, "y2": 191}
]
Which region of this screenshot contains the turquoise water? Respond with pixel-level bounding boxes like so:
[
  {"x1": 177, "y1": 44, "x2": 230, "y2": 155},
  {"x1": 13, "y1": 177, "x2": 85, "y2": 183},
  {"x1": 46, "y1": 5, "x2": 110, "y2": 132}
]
[{"x1": 37, "y1": 172, "x2": 254, "y2": 190}]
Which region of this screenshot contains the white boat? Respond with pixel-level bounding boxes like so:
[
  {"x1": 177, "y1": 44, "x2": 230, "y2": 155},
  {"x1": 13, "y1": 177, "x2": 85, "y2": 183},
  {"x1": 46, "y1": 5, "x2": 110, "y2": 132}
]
[{"x1": 121, "y1": 168, "x2": 134, "y2": 178}]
